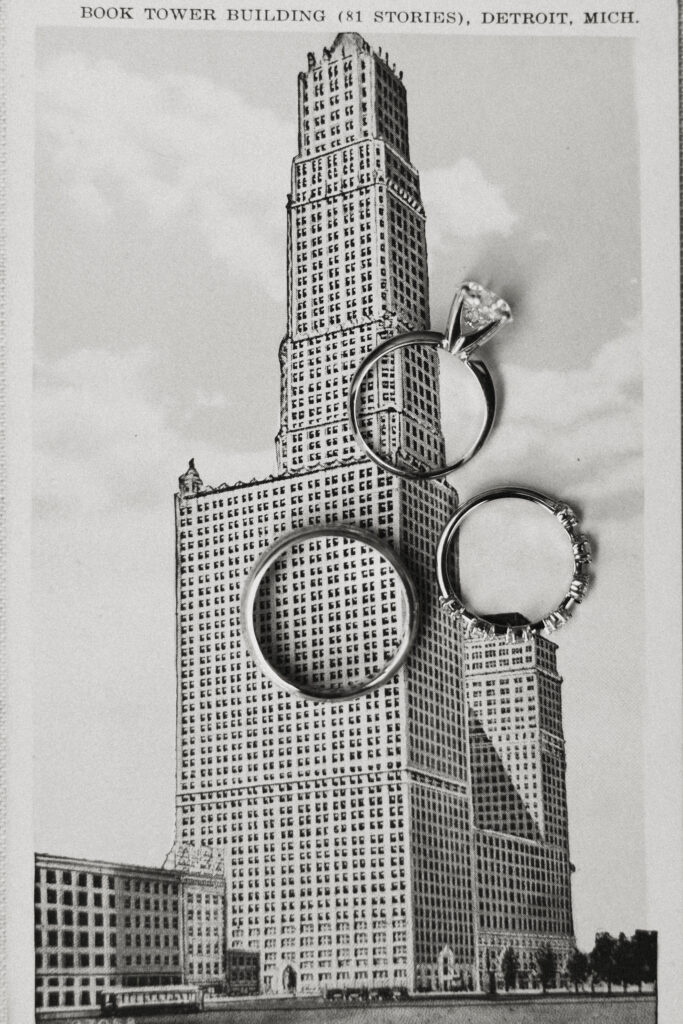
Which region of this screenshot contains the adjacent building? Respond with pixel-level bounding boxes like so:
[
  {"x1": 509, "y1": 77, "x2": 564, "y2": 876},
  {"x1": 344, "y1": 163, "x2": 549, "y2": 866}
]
[
  {"x1": 34, "y1": 853, "x2": 227, "y2": 1012},
  {"x1": 179, "y1": 870, "x2": 226, "y2": 989},
  {"x1": 225, "y1": 948, "x2": 260, "y2": 996},
  {"x1": 464, "y1": 614, "x2": 574, "y2": 987}
]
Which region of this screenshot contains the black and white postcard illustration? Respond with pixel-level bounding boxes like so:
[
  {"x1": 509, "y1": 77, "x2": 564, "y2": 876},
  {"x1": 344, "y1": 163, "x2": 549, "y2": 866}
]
[{"x1": 2, "y1": 2, "x2": 681, "y2": 1022}]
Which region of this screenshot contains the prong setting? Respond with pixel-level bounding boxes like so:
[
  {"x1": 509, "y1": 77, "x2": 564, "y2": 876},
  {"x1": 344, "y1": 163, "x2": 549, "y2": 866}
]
[{"x1": 443, "y1": 281, "x2": 512, "y2": 361}]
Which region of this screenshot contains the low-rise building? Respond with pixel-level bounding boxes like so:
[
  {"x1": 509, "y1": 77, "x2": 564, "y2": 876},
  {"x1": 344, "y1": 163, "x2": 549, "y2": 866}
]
[
  {"x1": 181, "y1": 871, "x2": 226, "y2": 988},
  {"x1": 34, "y1": 852, "x2": 226, "y2": 1012},
  {"x1": 225, "y1": 948, "x2": 260, "y2": 995}
]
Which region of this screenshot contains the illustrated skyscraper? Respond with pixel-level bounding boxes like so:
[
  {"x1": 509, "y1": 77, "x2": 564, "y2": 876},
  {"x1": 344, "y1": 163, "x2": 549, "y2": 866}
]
[{"x1": 174, "y1": 33, "x2": 573, "y2": 994}]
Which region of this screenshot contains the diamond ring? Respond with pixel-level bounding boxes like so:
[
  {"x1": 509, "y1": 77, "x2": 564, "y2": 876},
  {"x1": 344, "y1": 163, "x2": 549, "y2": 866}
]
[
  {"x1": 347, "y1": 281, "x2": 512, "y2": 480},
  {"x1": 436, "y1": 486, "x2": 592, "y2": 640}
]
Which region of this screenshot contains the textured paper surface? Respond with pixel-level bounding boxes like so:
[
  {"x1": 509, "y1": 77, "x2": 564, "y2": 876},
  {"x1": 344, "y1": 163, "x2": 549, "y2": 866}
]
[{"x1": 2, "y1": 2, "x2": 681, "y2": 1020}]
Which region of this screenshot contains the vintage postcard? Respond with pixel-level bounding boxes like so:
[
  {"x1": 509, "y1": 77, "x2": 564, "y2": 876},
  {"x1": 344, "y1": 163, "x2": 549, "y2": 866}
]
[{"x1": 2, "y1": 1, "x2": 681, "y2": 1022}]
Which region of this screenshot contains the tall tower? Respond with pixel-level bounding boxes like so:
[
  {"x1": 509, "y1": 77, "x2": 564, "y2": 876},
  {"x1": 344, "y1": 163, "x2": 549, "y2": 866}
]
[
  {"x1": 174, "y1": 33, "x2": 477, "y2": 995},
  {"x1": 276, "y1": 32, "x2": 445, "y2": 477},
  {"x1": 465, "y1": 614, "x2": 574, "y2": 986}
]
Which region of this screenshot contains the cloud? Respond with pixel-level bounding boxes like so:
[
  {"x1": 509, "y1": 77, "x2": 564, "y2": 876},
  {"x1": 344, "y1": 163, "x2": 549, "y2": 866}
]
[
  {"x1": 443, "y1": 325, "x2": 643, "y2": 524},
  {"x1": 504, "y1": 329, "x2": 642, "y2": 517},
  {"x1": 37, "y1": 53, "x2": 292, "y2": 301},
  {"x1": 31, "y1": 343, "x2": 274, "y2": 861},
  {"x1": 422, "y1": 158, "x2": 519, "y2": 248},
  {"x1": 33, "y1": 346, "x2": 276, "y2": 517}
]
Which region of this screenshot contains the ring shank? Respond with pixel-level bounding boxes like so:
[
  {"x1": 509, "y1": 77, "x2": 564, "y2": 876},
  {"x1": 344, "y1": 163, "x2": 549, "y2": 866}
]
[
  {"x1": 347, "y1": 331, "x2": 496, "y2": 480},
  {"x1": 242, "y1": 523, "x2": 420, "y2": 701}
]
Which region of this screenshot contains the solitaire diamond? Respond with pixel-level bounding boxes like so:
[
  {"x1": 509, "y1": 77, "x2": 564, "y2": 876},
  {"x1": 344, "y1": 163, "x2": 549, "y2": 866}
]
[
  {"x1": 461, "y1": 282, "x2": 512, "y2": 336},
  {"x1": 443, "y1": 280, "x2": 512, "y2": 358}
]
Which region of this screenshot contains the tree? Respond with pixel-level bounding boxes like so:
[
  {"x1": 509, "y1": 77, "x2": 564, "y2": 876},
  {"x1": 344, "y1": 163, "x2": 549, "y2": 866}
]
[
  {"x1": 631, "y1": 930, "x2": 657, "y2": 992},
  {"x1": 566, "y1": 948, "x2": 589, "y2": 992},
  {"x1": 614, "y1": 932, "x2": 636, "y2": 992},
  {"x1": 484, "y1": 948, "x2": 498, "y2": 995},
  {"x1": 501, "y1": 947, "x2": 520, "y2": 992},
  {"x1": 590, "y1": 932, "x2": 617, "y2": 994},
  {"x1": 535, "y1": 943, "x2": 557, "y2": 992}
]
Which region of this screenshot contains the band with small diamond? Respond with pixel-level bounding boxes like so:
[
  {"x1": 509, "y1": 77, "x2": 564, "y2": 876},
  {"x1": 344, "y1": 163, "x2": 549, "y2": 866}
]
[
  {"x1": 347, "y1": 281, "x2": 512, "y2": 480},
  {"x1": 436, "y1": 486, "x2": 592, "y2": 640}
]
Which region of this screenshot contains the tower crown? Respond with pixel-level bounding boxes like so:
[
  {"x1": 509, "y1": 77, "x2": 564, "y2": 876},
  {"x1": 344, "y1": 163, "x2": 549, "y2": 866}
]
[
  {"x1": 297, "y1": 31, "x2": 409, "y2": 161},
  {"x1": 178, "y1": 458, "x2": 202, "y2": 499},
  {"x1": 328, "y1": 32, "x2": 370, "y2": 58}
]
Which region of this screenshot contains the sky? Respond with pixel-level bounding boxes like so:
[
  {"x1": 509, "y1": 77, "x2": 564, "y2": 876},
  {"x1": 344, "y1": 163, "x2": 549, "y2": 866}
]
[{"x1": 32, "y1": 27, "x2": 642, "y2": 951}]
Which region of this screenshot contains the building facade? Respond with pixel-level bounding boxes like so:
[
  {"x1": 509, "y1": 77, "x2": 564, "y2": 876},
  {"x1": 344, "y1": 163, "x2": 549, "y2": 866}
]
[
  {"x1": 225, "y1": 948, "x2": 260, "y2": 996},
  {"x1": 34, "y1": 853, "x2": 225, "y2": 1012},
  {"x1": 173, "y1": 31, "x2": 574, "y2": 996},
  {"x1": 174, "y1": 32, "x2": 476, "y2": 995},
  {"x1": 464, "y1": 614, "x2": 574, "y2": 987},
  {"x1": 180, "y1": 871, "x2": 226, "y2": 988}
]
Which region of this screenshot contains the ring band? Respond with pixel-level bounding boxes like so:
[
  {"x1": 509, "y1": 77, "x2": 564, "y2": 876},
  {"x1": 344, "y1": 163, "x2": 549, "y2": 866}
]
[
  {"x1": 347, "y1": 282, "x2": 511, "y2": 480},
  {"x1": 241, "y1": 524, "x2": 420, "y2": 701},
  {"x1": 436, "y1": 486, "x2": 592, "y2": 640}
]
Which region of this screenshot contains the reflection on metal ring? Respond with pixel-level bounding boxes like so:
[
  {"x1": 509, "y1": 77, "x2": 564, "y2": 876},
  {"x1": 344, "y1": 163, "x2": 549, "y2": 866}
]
[{"x1": 242, "y1": 523, "x2": 420, "y2": 701}]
